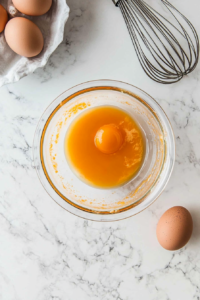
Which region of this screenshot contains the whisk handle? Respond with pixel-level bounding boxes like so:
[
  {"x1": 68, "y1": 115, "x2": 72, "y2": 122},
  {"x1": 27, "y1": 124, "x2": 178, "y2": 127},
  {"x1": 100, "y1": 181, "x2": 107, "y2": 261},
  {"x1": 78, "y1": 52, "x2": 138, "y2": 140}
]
[{"x1": 112, "y1": 0, "x2": 121, "y2": 6}]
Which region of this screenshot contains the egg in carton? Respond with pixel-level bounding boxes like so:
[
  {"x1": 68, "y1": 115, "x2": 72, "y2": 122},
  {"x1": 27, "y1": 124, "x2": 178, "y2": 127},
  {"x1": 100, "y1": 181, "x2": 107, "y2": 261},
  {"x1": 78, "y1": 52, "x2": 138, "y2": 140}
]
[
  {"x1": 7, "y1": 0, "x2": 54, "y2": 18},
  {"x1": 0, "y1": 0, "x2": 70, "y2": 86}
]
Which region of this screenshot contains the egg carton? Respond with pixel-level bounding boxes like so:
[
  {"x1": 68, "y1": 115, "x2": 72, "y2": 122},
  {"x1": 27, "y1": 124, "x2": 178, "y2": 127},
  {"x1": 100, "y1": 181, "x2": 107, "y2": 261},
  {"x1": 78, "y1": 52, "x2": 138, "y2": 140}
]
[{"x1": 0, "y1": 0, "x2": 70, "y2": 86}]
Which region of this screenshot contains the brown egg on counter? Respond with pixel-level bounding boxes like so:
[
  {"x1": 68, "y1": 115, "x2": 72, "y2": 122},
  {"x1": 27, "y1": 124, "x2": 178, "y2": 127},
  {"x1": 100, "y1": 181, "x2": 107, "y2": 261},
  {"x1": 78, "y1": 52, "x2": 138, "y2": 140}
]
[
  {"x1": 156, "y1": 206, "x2": 193, "y2": 251},
  {"x1": 0, "y1": 4, "x2": 8, "y2": 33},
  {"x1": 12, "y1": 0, "x2": 52, "y2": 16},
  {"x1": 5, "y1": 17, "x2": 44, "y2": 58}
]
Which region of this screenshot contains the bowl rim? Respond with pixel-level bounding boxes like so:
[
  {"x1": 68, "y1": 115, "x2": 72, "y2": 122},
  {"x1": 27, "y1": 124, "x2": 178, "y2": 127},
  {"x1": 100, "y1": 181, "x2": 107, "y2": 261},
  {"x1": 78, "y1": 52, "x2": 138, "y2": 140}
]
[{"x1": 33, "y1": 79, "x2": 176, "y2": 222}]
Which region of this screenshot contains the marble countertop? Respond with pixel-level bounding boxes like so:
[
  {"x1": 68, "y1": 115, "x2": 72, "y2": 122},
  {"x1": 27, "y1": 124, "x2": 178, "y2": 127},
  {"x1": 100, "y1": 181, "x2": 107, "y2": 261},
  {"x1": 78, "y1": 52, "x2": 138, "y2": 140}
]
[{"x1": 1, "y1": 0, "x2": 200, "y2": 299}]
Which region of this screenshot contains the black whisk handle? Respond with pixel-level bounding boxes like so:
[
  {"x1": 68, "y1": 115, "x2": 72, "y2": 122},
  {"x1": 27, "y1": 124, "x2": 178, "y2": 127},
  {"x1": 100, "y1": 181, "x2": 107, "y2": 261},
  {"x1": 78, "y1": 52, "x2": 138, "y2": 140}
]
[{"x1": 112, "y1": 0, "x2": 121, "y2": 7}]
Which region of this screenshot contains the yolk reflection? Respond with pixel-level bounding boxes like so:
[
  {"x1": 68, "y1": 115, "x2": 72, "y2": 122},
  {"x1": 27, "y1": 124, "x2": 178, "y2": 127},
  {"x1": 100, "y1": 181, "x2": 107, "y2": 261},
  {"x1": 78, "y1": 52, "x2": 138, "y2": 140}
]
[{"x1": 65, "y1": 106, "x2": 145, "y2": 189}]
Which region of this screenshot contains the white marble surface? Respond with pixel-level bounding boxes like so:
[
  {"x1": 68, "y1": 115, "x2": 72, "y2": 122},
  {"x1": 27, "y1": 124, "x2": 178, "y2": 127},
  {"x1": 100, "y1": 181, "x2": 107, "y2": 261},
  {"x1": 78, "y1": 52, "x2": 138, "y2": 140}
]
[{"x1": 0, "y1": 0, "x2": 200, "y2": 299}]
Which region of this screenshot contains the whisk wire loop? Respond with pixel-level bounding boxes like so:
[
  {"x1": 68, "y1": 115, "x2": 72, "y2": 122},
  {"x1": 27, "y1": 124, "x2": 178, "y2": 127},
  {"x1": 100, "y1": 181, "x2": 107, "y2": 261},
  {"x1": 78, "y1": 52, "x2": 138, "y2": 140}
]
[
  {"x1": 114, "y1": 0, "x2": 199, "y2": 83},
  {"x1": 121, "y1": 0, "x2": 182, "y2": 81},
  {"x1": 127, "y1": 0, "x2": 183, "y2": 71}
]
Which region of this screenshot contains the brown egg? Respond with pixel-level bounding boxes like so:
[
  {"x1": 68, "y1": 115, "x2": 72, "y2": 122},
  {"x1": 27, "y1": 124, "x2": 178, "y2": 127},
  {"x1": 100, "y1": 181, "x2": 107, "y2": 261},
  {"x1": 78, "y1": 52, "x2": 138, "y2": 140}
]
[
  {"x1": 156, "y1": 206, "x2": 193, "y2": 251},
  {"x1": 12, "y1": 0, "x2": 52, "y2": 16},
  {"x1": 0, "y1": 4, "x2": 8, "y2": 33},
  {"x1": 5, "y1": 17, "x2": 44, "y2": 58}
]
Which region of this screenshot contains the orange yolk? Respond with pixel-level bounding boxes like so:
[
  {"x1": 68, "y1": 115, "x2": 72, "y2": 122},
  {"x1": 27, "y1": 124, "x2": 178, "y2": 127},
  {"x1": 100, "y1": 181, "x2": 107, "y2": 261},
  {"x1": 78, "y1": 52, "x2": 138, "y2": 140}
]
[
  {"x1": 94, "y1": 124, "x2": 123, "y2": 154},
  {"x1": 65, "y1": 106, "x2": 145, "y2": 189}
]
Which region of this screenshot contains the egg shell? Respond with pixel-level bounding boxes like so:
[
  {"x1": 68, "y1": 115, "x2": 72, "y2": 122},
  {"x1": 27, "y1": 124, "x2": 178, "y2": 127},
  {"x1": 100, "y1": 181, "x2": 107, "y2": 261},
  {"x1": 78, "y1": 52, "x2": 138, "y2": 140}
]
[
  {"x1": 5, "y1": 17, "x2": 44, "y2": 58},
  {"x1": 12, "y1": 0, "x2": 52, "y2": 16},
  {"x1": 156, "y1": 206, "x2": 193, "y2": 251},
  {"x1": 0, "y1": 4, "x2": 8, "y2": 33}
]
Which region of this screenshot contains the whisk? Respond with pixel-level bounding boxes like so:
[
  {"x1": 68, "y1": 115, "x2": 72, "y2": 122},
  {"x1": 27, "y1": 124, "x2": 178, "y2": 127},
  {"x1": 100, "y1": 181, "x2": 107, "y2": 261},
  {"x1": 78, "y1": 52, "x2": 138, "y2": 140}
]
[{"x1": 113, "y1": 0, "x2": 199, "y2": 84}]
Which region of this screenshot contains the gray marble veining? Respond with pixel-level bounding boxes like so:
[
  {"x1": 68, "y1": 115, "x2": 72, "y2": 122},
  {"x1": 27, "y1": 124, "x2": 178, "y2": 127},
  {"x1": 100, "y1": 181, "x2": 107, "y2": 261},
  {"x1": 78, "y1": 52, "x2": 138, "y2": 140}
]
[{"x1": 0, "y1": 0, "x2": 200, "y2": 299}]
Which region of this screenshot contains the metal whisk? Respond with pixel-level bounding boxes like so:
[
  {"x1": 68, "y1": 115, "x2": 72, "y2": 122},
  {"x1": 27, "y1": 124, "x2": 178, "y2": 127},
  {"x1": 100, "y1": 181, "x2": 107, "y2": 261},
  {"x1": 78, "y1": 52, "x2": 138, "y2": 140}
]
[{"x1": 113, "y1": 0, "x2": 199, "y2": 84}]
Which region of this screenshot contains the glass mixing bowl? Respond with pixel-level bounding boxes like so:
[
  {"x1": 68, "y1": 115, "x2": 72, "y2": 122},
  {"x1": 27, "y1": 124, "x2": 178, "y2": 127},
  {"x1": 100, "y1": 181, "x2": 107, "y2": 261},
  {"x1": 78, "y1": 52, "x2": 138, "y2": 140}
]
[{"x1": 33, "y1": 80, "x2": 175, "y2": 221}]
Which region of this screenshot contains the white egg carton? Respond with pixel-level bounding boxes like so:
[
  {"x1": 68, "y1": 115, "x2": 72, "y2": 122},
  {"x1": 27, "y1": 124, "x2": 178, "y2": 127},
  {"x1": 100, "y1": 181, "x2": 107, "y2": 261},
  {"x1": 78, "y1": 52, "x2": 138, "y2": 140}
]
[{"x1": 0, "y1": 0, "x2": 70, "y2": 86}]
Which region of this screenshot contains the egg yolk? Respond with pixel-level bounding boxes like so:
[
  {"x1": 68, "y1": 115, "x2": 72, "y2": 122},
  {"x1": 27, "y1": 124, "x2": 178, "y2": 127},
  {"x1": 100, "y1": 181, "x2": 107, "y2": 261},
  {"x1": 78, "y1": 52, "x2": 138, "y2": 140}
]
[
  {"x1": 94, "y1": 124, "x2": 123, "y2": 154},
  {"x1": 65, "y1": 106, "x2": 145, "y2": 189}
]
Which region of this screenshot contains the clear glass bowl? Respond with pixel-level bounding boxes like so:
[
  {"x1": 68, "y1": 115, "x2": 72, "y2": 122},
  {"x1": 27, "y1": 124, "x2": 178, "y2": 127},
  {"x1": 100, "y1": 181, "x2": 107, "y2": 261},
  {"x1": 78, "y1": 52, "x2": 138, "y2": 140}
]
[{"x1": 33, "y1": 80, "x2": 175, "y2": 221}]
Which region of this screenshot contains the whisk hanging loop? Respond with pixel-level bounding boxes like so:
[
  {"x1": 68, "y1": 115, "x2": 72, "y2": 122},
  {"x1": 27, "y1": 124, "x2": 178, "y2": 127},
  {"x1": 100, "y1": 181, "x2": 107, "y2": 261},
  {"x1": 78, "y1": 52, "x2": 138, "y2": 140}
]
[{"x1": 112, "y1": 0, "x2": 199, "y2": 84}]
